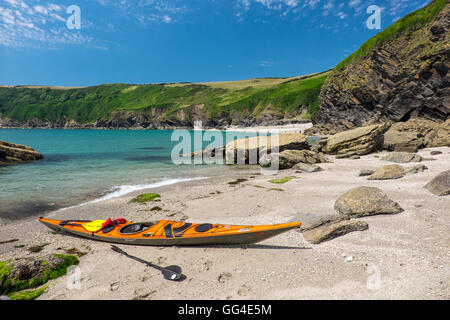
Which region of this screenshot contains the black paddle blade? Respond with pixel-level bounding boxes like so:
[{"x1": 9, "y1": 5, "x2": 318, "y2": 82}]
[{"x1": 162, "y1": 265, "x2": 182, "y2": 281}]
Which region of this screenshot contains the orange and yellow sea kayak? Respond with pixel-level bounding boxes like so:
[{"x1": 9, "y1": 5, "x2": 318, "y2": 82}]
[{"x1": 38, "y1": 217, "x2": 301, "y2": 246}]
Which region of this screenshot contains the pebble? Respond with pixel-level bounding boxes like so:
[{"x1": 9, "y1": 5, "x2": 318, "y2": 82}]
[{"x1": 346, "y1": 256, "x2": 353, "y2": 262}]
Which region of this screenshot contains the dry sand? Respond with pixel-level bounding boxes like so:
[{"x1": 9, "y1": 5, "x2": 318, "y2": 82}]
[{"x1": 0, "y1": 147, "x2": 449, "y2": 300}]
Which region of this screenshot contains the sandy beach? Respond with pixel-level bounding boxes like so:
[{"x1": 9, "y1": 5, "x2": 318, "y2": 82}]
[{"x1": 0, "y1": 146, "x2": 449, "y2": 300}]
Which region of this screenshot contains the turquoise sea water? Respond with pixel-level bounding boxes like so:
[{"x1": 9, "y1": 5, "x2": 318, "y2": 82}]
[{"x1": 0, "y1": 129, "x2": 258, "y2": 220}]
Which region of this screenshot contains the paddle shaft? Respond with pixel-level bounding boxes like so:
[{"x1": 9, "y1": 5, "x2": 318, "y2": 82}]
[{"x1": 110, "y1": 245, "x2": 163, "y2": 271}]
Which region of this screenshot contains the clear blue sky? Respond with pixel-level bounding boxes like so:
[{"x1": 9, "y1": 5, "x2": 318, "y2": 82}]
[{"x1": 0, "y1": 0, "x2": 432, "y2": 86}]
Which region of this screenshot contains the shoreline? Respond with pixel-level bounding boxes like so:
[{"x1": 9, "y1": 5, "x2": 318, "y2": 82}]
[
  {"x1": 0, "y1": 147, "x2": 448, "y2": 299},
  {"x1": 0, "y1": 121, "x2": 313, "y2": 132}
]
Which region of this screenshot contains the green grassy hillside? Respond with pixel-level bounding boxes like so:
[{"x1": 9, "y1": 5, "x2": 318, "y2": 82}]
[
  {"x1": 0, "y1": 72, "x2": 329, "y2": 127},
  {"x1": 336, "y1": 0, "x2": 448, "y2": 70}
]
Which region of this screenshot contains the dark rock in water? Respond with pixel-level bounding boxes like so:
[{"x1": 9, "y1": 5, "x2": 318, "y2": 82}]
[
  {"x1": 0, "y1": 141, "x2": 43, "y2": 165},
  {"x1": 367, "y1": 164, "x2": 405, "y2": 180},
  {"x1": 302, "y1": 220, "x2": 369, "y2": 244},
  {"x1": 312, "y1": 3, "x2": 450, "y2": 133},
  {"x1": 318, "y1": 124, "x2": 389, "y2": 156},
  {"x1": 424, "y1": 170, "x2": 450, "y2": 196},
  {"x1": 334, "y1": 186, "x2": 403, "y2": 217},
  {"x1": 382, "y1": 152, "x2": 423, "y2": 163}
]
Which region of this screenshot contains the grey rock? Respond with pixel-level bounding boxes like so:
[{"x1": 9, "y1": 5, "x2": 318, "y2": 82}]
[
  {"x1": 334, "y1": 186, "x2": 403, "y2": 217},
  {"x1": 405, "y1": 165, "x2": 428, "y2": 174},
  {"x1": 424, "y1": 170, "x2": 450, "y2": 196},
  {"x1": 382, "y1": 152, "x2": 423, "y2": 163},
  {"x1": 292, "y1": 163, "x2": 322, "y2": 173},
  {"x1": 260, "y1": 149, "x2": 326, "y2": 170},
  {"x1": 430, "y1": 151, "x2": 442, "y2": 155},
  {"x1": 302, "y1": 220, "x2": 369, "y2": 244}
]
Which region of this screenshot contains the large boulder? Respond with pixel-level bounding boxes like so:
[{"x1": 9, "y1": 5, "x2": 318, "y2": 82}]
[
  {"x1": 259, "y1": 150, "x2": 327, "y2": 170},
  {"x1": 0, "y1": 141, "x2": 44, "y2": 165},
  {"x1": 383, "y1": 119, "x2": 450, "y2": 151},
  {"x1": 381, "y1": 152, "x2": 423, "y2": 163},
  {"x1": 367, "y1": 164, "x2": 406, "y2": 180},
  {"x1": 424, "y1": 170, "x2": 450, "y2": 196},
  {"x1": 318, "y1": 124, "x2": 389, "y2": 156},
  {"x1": 225, "y1": 133, "x2": 310, "y2": 164},
  {"x1": 334, "y1": 186, "x2": 403, "y2": 217}
]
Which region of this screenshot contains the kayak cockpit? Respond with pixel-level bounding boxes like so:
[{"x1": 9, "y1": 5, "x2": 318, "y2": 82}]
[{"x1": 118, "y1": 222, "x2": 158, "y2": 235}]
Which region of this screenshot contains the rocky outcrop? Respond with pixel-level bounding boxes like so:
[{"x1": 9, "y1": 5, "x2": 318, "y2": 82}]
[
  {"x1": 318, "y1": 123, "x2": 389, "y2": 156},
  {"x1": 383, "y1": 119, "x2": 450, "y2": 151},
  {"x1": 0, "y1": 141, "x2": 44, "y2": 165},
  {"x1": 367, "y1": 164, "x2": 405, "y2": 180},
  {"x1": 225, "y1": 133, "x2": 310, "y2": 165},
  {"x1": 334, "y1": 186, "x2": 403, "y2": 217},
  {"x1": 313, "y1": 2, "x2": 450, "y2": 133},
  {"x1": 424, "y1": 170, "x2": 450, "y2": 196},
  {"x1": 424, "y1": 119, "x2": 450, "y2": 147},
  {"x1": 259, "y1": 149, "x2": 326, "y2": 170}
]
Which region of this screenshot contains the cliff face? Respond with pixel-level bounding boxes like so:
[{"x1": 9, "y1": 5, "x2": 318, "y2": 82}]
[{"x1": 313, "y1": 1, "x2": 450, "y2": 134}]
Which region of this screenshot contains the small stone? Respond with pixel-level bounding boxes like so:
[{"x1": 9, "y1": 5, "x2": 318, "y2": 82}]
[
  {"x1": 218, "y1": 272, "x2": 232, "y2": 283},
  {"x1": 367, "y1": 164, "x2": 405, "y2": 180},
  {"x1": 346, "y1": 256, "x2": 353, "y2": 262},
  {"x1": 382, "y1": 152, "x2": 422, "y2": 163},
  {"x1": 358, "y1": 169, "x2": 375, "y2": 177},
  {"x1": 405, "y1": 165, "x2": 428, "y2": 174},
  {"x1": 302, "y1": 220, "x2": 369, "y2": 244},
  {"x1": 292, "y1": 163, "x2": 322, "y2": 173},
  {"x1": 430, "y1": 151, "x2": 442, "y2": 155}
]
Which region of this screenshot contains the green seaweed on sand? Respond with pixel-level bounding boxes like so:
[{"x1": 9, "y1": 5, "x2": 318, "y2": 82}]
[
  {"x1": 7, "y1": 285, "x2": 48, "y2": 300},
  {"x1": 129, "y1": 193, "x2": 161, "y2": 203},
  {"x1": 253, "y1": 185, "x2": 265, "y2": 189},
  {"x1": 0, "y1": 254, "x2": 79, "y2": 298},
  {"x1": 270, "y1": 188, "x2": 285, "y2": 192},
  {"x1": 269, "y1": 176, "x2": 295, "y2": 184}
]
